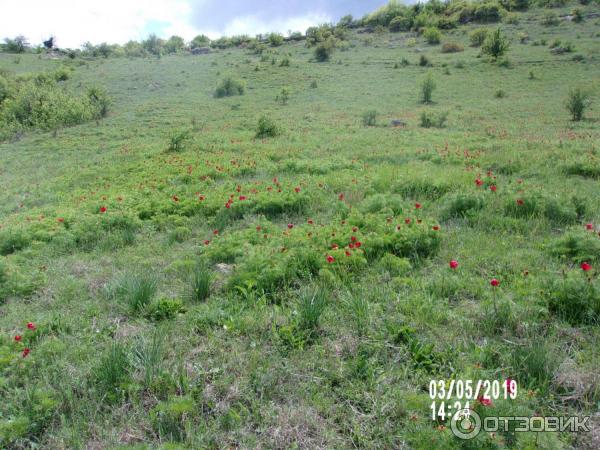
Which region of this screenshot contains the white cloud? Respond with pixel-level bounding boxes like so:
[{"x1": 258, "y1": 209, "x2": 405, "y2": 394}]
[{"x1": 0, "y1": 0, "x2": 333, "y2": 48}]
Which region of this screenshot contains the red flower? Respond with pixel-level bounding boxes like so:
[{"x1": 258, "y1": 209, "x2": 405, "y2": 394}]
[
  {"x1": 57, "y1": 217, "x2": 64, "y2": 223},
  {"x1": 326, "y1": 255, "x2": 335, "y2": 263},
  {"x1": 338, "y1": 193, "x2": 345, "y2": 201},
  {"x1": 586, "y1": 223, "x2": 594, "y2": 230},
  {"x1": 477, "y1": 395, "x2": 493, "y2": 406},
  {"x1": 475, "y1": 179, "x2": 484, "y2": 186},
  {"x1": 198, "y1": 195, "x2": 205, "y2": 201},
  {"x1": 490, "y1": 278, "x2": 500, "y2": 287},
  {"x1": 22, "y1": 348, "x2": 30, "y2": 358},
  {"x1": 355, "y1": 241, "x2": 362, "y2": 248},
  {"x1": 405, "y1": 218, "x2": 411, "y2": 224},
  {"x1": 213, "y1": 229, "x2": 219, "y2": 235},
  {"x1": 239, "y1": 195, "x2": 246, "y2": 201},
  {"x1": 352, "y1": 227, "x2": 358, "y2": 232},
  {"x1": 99, "y1": 206, "x2": 107, "y2": 213},
  {"x1": 490, "y1": 185, "x2": 497, "y2": 192},
  {"x1": 345, "y1": 250, "x2": 351, "y2": 256},
  {"x1": 432, "y1": 225, "x2": 440, "y2": 231},
  {"x1": 348, "y1": 243, "x2": 355, "y2": 249},
  {"x1": 449, "y1": 260, "x2": 458, "y2": 269},
  {"x1": 332, "y1": 244, "x2": 339, "y2": 250},
  {"x1": 516, "y1": 199, "x2": 524, "y2": 206},
  {"x1": 415, "y1": 202, "x2": 422, "y2": 209},
  {"x1": 351, "y1": 236, "x2": 357, "y2": 242},
  {"x1": 27, "y1": 322, "x2": 36, "y2": 330},
  {"x1": 14, "y1": 335, "x2": 21, "y2": 342},
  {"x1": 204, "y1": 240, "x2": 210, "y2": 245},
  {"x1": 287, "y1": 223, "x2": 294, "y2": 229},
  {"x1": 256, "y1": 226, "x2": 261, "y2": 231},
  {"x1": 294, "y1": 187, "x2": 301, "y2": 193},
  {"x1": 307, "y1": 219, "x2": 314, "y2": 225},
  {"x1": 581, "y1": 262, "x2": 592, "y2": 271},
  {"x1": 172, "y1": 195, "x2": 179, "y2": 202}
]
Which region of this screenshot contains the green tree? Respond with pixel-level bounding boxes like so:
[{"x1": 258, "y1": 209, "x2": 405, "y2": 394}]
[{"x1": 482, "y1": 28, "x2": 510, "y2": 59}]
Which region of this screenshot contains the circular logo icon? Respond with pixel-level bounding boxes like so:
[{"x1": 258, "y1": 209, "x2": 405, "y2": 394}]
[{"x1": 450, "y1": 408, "x2": 481, "y2": 440}]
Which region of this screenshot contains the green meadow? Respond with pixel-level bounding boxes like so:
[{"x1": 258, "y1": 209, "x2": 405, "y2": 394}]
[{"x1": 1, "y1": 1, "x2": 600, "y2": 448}]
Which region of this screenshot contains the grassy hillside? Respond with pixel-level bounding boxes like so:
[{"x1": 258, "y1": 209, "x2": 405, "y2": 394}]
[{"x1": 1, "y1": 3, "x2": 600, "y2": 449}]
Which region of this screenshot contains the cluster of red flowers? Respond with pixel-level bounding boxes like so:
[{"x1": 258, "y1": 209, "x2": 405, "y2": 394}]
[{"x1": 13, "y1": 322, "x2": 35, "y2": 358}]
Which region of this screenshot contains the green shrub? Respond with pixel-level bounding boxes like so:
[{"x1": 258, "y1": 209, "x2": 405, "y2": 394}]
[
  {"x1": 482, "y1": 28, "x2": 510, "y2": 59},
  {"x1": 420, "y1": 73, "x2": 436, "y2": 103},
  {"x1": 441, "y1": 42, "x2": 464, "y2": 53},
  {"x1": 495, "y1": 88, "x2": 507, "y2": 98},
  {"x1": 441, "y1": 194, "x2": 485, "y2": 219},
  {"x1": 94, "y1": 342, "x2": 131, "y2": 404},
  {"x1": 565, "y1": 87, "x2": 591, "y2": 121},
  {"x1": 362, "y1": 110, "x2": 377, "y2": 126},
  {"x1": 314, "y1": 39, "x2": 336, "y2": 62},
  {"x1": 541, "y1": 11, "x2": 560, "y2": 26},
  {"x1": 86, "y1": 86, "x2": 111, "y2": 118},
  {"x1": 107, "y1": 272, "x2": 158, "y2": 314},
  {"x1": 166, "y1": 129, "x2": 191, "y2": 152},
  {"x1": 423, "y1": 27, "x2": 442, "y2": 44},
  {"x1": 145, "y1": 298, "x2": 186, "y2": 321},
  {"x1": 420, "y1": 111, "x2": 448, "y2": 128},
  {"x1": 419, "y1": 54, "x2": 430, "y2": 66},
  {"x1": 550, "y1": 230, "x2": 600, "y2": 264},
  {"x1": 267, "y1": 32, "x2": 284, "y2": 46},
  {"x1": 389, "y1": 15, "x2": 413, "y2": 32},
  {"x1": 469, "y1": 28, "x2": 489, "y2": 47},
  {"x1": 188, "y1": 263, "x2": 213, "y2": 302},
  {"x1": 214, "y1": 77, "x2": 245, "y2": 98},
  {"x1": 151, "y1": 397, "x2": 194, "y2": 441},
  {"x1": 0, "y1": 230, "x2": 30, "y2": 255},
  {"x1": 546, "y1": 274, "x2": 600, "y2": 325},
  {"x1": 276, "y1": 87, "x2": 290, "y2": 105},
  {"x1": 255, "y1": 115, "x2": 280, "y2": 138}
]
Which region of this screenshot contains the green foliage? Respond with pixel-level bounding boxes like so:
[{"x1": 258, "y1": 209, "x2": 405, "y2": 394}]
[
  {"x1": 469, "y1": 28, "x2": 489, "y2": 47},
  {"x1": 187, "y1": 262, "x2": 213, "y2": 302},
  {"x1": 166, "y1": 129, "x2": 191, "y2": 152},
  {"x1": 190, "y1": 34, "x2": 210, "y2": 48},
  {"x1": 550, "y1": 230, "x2": 600, "y2": 264},
  {"x1": 267, "y1": 33, "x2": 284, "y2": 47},
  {"x1": 482, "y1": 28, "x2": 510, "y2": 59},
  {"x1": 151, "y1": 397, "x2": 194, "y2": 441},
  {"x1": 214, "y1": 77, "x2": 245, "y2": 98},
  {"x1": 420, "y1": 73, "x2": 436, "y2": 103},
  {"x1": 94, "y1": 342, "x2": 131, "y2": 404},
  {"x1": 107, "y1": 272, "x2": 158, "y2": 314},
  {"x1": 441, "y1": 194, "x2": 485, "y2": 219},
  {"x1": 419, "y1": 110, "x2": 448, "y2": 128},
  {"x1": 255, "y1": 115, "x2": 280, "y2": 138},
  {"x1": 362, "y1": 110, "x2": 377, "y2": 126},
  {"x1": 419, "y1": 54, "x2": 430, "y2": 66},
  {"x1": 565, "y1": 87, "x2": 591, "y2": 121},
  {"x1": 423, "y1": 27, "x2": 442, "y2": 44},
  {"x1": 145, "y1": 298, "x2": 186, "y2": 321},
  {"x1": 314, "y1": 39, "x2": 336, "y2": 62},
  {"x1": 164, "y1": 35, "x2": 185, "y2": 54},
  {"x1": 2, "y1": 36, "x2": 29, "y2": 53},
  {"x1": 0, "y1": 230, "x2": 30, "y2": 255},
  {"x1": 276, "y1": 87, "x2": 290, "y2": 105},
  {"x1": 547, "y1": 273, "x2": 600, "y2": 325},
  {"x1": 541, "y1": 11, "x2": 560, "y2": 26}
]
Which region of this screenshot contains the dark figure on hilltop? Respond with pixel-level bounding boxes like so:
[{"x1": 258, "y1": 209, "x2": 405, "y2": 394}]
[{"x1": 43, "y1": 37, "x2": 54, "y2": 49}]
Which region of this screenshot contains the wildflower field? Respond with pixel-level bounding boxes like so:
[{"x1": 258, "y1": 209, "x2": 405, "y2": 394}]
[{"x1": 1, "y1": 2, "x2": 600, "y2": 448}]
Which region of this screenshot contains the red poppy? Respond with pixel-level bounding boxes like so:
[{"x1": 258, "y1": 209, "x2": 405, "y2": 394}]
[
  {"x1": 239, "y1": 196, "x2": 246, "y2": 201},
  {"x1": 405, "y1": 218, "x2": 411, "y2": 224},
  {"x1": 172, "y1": 195, "x2": 179, "y2": 202},
  {"x1": 204, "y1": 240, "x2": 210, "y2": 245},
  {"x1": 99, "y1": 206, "x2": 107, "y2": 213},
  {"x1": 432, "y1": 225, "x2": 440, "y2": 231},
  {"x1": 449, "y1": 260, "x2": 458, "y2": 269},
  {"x1": 326, "y1": 255, "x2": 335, "y2": 263},
  {"x1": 581, "y1": 262, "x2": 592, "y2": 271},
  {"x1": 352, "y1": 227, "x2": 358, "y2": 232},
  {"x1": 490, "y1": 278, "x2": 499, "y2": 287},
  {"x1": 475, "y1": 179, "x2": 484, "y2": 186},
  {"x1": 307, "y1": 219, "x2": 314, "y2": 225},
  {"x1": 294, "y1": 187, "x2": 301, "y2": 193},
  {"x1": 57, "y1": 218, "x2": 64, "y2": 223},
  {"x1": 22, "y1": 348, "x2": 30, "y2": 358},
  {"x1": 332, "y1": 244, "x2": 339, "y2": 250},
  {"x1": 586, "y1": 223, "x2": 594, "y2": 230},
  {"x1": 355, "y1": 241, "x2": 362, "y2": 248},
  {"x1": 198, "y1": 195, "x2": 205, "y2": 201},
  {"x1": 14, "y1": 335, "x2": 21, "y2": 342},
  {"x1": 415, "y1": 203, "x2": 422, "y2": 209},
  {"x1": 338, "y1": 193, "x2": 345, "y2": 201},
  {"x1": 516, "y1": 199, "x2": 524, "y2": 206},
  {"x1": 213, "y1": 229, "x2": 219, "y2": 235},
  {"x1": 490, "y1": 185, "x2": 497, "y2": 192},
  {"x1": 351, "y1": 236, "x2": 357, "y2": 242},
  {"x1": 348, "y1": 243, "x2": 355, "y2": 249},
  {"x1": 287, "y1": 223, "x2": 294, "y2": 229},
  {"x1": 256, "y1": 226, "x2": 261, "y2": 231},
  {"x1": 477, "y1": 395, "x2": 493, "y2": 406},
  {"x1": 27, "y1": 322, "x2": 35, "y2": 330},
  {"x1": 345, "y1": 250, "x2": 351, "y2": 256}
]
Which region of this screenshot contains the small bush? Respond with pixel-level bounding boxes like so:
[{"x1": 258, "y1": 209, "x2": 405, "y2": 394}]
[
  {"x1": 166, "y1": 129, "x2": 191, "y2": 152},
  {"x1": 547, "y1": 274, "x2": 600, "y2": 325},
  {"x1": 541, "y1": 11, "x2": 560, "y2": 26},
  {"x1": 267, "y1": 33, "x2": 284, "y2": 47},
  {"x1": 94, "y1": 342, "x2": 131, "y2": 404},
  {"x1": 495, "y1": 89, "x2": 507, "y2": 98},
  {"x1": 420, "y1": 73, "x2": 436, "y2": 103},
  {"x1": 145, "y1": 298, "x2": 186, "y2": 321},
  {"x1": 188, "y1": 263, "x2": 213, "y2": 302},
  {"x1": 441, "y1": 42, "x2": 464, "y2": 53},
  {"x1": 423, "y1": 27, "x2": 442, "y2": 44},
  {"x1": 419, "y1": 54, "x2": 430, "y2": 66},
  {"x1": 276, "y1": 87, "x2": 290, "y2": 105},
  {"x1": 0, "y1": 230, "x2": 30, "y2": 255},
  {"x1": 214, "y1": 77, "x2": 245, "y2": 98},
  {"x1": 255, "y1": 115, "x2": 280, "y2": 138},
  {"x1": 108, "y1": 272, "x2": 158, "y2": 314},
  {"x1": 469, "y1": 28, "x2": 489, "y2": 47},
  {"x1": 550, "y1": 230, "x2": 600, "y2": 264},
  {"x1": 565, "y1": 87, "x2": 591, "y2": 121},
  {"x1": 420, "y1": 111, "x2": 448, "y2": 128},
  {"x1": 571, "y1": 8, "x2": 584, "y2": 23},
  {"x1": 362, "y1": 110, "x2": 377, "y2": 127},
  {"x1": 441, "y1": 194, "x2": 485, "y2": 219},
  {"x1": 482, "y1": 28, "x2": 510, "y2": 59},
  {"x1": 314, "y1": 39, "x2": 336, "y2": 62},
  {"x1": 86, "y1": 86, "x2": 111, "y2": 118}
]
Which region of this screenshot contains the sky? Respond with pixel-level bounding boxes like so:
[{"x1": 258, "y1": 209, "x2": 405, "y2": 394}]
[{"x1": 0, "y1": 0, "x2": 387, "y2": 49}]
